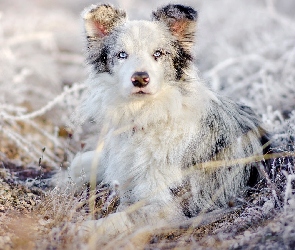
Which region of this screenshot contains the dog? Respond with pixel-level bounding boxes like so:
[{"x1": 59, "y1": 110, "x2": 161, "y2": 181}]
[{"x1": 63, "y1": 3, "x2": 271, "y2": 235}]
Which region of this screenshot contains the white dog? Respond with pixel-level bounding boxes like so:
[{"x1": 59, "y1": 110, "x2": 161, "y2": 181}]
[{"x1": 63, "y1": 3, "x2": 271, "y2": 235}]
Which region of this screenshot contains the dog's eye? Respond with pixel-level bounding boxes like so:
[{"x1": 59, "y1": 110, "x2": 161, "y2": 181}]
[
  {"x1": 118, "y1": 51, "x2": 128, "y2": 59},
  {"x1": 153, "y1": 50, "x2": 162, "y2": 59}
]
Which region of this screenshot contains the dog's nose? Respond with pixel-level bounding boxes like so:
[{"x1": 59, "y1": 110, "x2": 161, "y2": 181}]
[{"x1": 131, "y1": 72, "x2": 150, "y2": 87}]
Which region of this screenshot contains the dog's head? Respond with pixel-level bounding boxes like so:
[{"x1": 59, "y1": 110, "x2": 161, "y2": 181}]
[{"x1": 82, "y1": 4, "x2": 197, "y2": 99}]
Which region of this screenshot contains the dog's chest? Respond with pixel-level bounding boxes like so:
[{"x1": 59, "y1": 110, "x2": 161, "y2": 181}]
[{"x1": 101, "y1": 120, "x2": 197, "y2": 201}]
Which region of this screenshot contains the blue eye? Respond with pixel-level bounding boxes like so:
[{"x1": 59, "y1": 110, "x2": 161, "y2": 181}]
[
  {"x1": 118, "y1": 51, "x2": 128, "y2": 59},
  {"x1": 153, "y1": 50, "x2": 162, "y2": 59}
]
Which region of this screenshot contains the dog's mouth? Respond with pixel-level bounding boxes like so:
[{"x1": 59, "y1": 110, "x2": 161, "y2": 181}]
[
  {"x1": 136, "y1": 91, "x2": 147, "y2": 94},
  {"x1": 131, "y1": 88, "x2": 151, "y2": 95}
]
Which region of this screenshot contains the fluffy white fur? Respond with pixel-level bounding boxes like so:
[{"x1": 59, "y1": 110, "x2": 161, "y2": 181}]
[{"x1": 58, "y1": 3, "x2": 270, "y2": 235}]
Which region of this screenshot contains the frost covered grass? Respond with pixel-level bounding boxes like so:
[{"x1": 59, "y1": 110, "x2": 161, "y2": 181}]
[
  {"x1": 0, "y1": 0, "x2": 295, "y2": 249},
  {"x1": 0, "y1": 0, "x2": 88, "y2": 165}
]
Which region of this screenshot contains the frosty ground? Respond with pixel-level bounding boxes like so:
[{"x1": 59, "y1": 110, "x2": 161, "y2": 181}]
[{"x1": 0, "y1": 0, "x2": 295, "y2": 249}]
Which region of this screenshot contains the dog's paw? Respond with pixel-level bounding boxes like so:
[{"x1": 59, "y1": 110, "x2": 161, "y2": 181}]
[{"x1": 79, "y1": 212, "x2": 134, "y2": 238}]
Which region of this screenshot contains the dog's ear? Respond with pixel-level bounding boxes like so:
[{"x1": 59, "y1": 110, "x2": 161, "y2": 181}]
[
  {"x1": 152, "y1": 4, "x2": 197, "y2": 50},
  {"x1": 83, "y1": 4, "x2": 126, "y2": 39}
]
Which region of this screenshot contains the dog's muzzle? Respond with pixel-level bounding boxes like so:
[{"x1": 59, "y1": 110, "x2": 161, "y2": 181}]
[{"x1": 131, "y1": 72, "x2": 150, "y2": 88}]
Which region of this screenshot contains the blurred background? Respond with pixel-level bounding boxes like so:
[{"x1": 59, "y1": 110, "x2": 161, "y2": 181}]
[{"x1": 0, "y1": 0, "x2": 294, "y2": 165}]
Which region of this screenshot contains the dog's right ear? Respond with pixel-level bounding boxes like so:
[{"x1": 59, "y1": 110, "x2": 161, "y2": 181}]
[{"x1": 82, "y1": 4, "x2": 126, "y2": 39}]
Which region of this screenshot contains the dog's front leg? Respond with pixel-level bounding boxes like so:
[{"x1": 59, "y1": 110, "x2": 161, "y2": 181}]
[{"x1": 67, "y1": 150, "x2": 105, "y2": 188}]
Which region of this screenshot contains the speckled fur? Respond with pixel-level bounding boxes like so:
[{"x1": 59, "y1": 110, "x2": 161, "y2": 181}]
[{"x1": 62, "y1": 4, "x2": 271, "y2": 233}]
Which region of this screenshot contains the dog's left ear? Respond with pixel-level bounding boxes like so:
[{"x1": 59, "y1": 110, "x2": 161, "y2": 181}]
[{"x1": 152, "y1": 4, "x2": 197, "y2": 50}]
